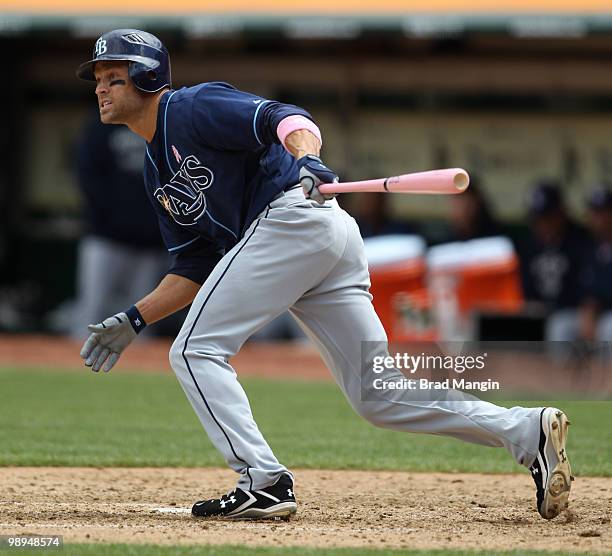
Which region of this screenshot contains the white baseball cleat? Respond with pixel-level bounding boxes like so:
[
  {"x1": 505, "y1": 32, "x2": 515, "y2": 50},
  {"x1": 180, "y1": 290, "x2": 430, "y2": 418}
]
[{"x1": 529, "y1": 407, "x2": 573, "y2": 520}]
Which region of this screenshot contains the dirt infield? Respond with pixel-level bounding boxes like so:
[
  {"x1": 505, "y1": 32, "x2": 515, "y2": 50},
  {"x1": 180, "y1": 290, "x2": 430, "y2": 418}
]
[{"x1": 1, "y1": 467, "x2": 610, "y2": 552}]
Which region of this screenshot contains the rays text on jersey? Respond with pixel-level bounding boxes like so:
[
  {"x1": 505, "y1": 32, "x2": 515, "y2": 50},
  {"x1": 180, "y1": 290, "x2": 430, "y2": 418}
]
[{"x1": 154, "y1": 155, "x2": 214, "y2": 226}]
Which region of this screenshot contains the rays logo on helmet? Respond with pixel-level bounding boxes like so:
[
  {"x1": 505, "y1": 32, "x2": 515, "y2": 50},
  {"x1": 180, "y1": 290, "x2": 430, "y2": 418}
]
[
  {"x1": 154, "y1": 155, "x2": 214, "y2": 226},
  {"x1": 94, "y1": 38, "x2": 107, "y2": 57}
]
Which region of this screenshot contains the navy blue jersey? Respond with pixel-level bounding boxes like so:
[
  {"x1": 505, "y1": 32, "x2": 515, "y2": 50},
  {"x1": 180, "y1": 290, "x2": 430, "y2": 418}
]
[
  {"x1": 143, "y1": 82, "x2": 312, "y2": 283},
  {"x1": 518, "y1": 222, "x2": 591, "y2": 310},
  {"x1": 582, "y1": 241, "x2": 612, "y2": 309}
]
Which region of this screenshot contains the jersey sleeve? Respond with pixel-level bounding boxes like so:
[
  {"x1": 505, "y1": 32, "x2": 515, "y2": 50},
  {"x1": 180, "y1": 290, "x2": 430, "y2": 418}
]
[
  {"x1": 191, "y1": 82, "x2": 314, "y2": 151},
  {"x1": 168, "y1": 239, "x2": 224, "y2": 285}
]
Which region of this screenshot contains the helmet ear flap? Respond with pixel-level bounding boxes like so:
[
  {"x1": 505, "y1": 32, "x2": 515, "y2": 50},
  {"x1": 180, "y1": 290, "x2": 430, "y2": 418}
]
[{"x1": 129, "y1": 60, "x2": 164, "y2": 92}]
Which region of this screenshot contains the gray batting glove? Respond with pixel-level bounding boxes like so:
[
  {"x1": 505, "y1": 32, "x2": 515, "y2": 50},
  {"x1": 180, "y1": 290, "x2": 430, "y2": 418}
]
[
  {"x1": 80, "y1": 312, "x2": 137, "y2": 373},
  {"x1": 297, "y1": 154, "x2": 339, "y2": 205}
]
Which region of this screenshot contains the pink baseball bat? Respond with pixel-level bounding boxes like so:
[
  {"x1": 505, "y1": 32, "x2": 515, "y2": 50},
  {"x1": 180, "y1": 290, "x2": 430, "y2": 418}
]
[{"x1": 317, "y1": 168, "x2": 470, "y2": 195}]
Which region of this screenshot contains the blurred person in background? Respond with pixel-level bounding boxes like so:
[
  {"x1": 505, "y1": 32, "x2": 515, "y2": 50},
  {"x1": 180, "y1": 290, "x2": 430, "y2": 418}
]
[
  {"x1": 445, "y1": 176, "x2": 502, "y2": 242},
  {"x1": 518, "y1": 180, "x2": 591, "y2": 342},
  {"x1": 350, "y1": 192, "x2": 414, "y2": 238},
  {"x1": 579, "y1": 185, "x2": 612, "y2": 342},
  {"x1": 71, "y1": 112, "x2": 168, "y2": 338}
]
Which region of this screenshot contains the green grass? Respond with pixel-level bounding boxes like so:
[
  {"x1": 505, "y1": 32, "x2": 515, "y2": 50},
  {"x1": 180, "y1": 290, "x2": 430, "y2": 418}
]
[
  {"x1": 1, "y1": 367, "x2": 611, "y2": 475},
  {"x1": 8, "y1": 545, "x2": 580, "y2": 556}
]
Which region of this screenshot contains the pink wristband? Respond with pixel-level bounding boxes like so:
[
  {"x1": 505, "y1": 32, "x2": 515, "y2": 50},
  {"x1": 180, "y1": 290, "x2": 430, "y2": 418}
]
[{"x1": 277, "y1": 115, "x2": 322, "y2": 151}]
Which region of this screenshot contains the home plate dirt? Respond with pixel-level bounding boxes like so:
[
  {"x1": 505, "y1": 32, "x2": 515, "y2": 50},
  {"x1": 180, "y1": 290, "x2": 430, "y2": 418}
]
[{"x1": 1, "y1": 468, "x2": 611, "y2": 552}]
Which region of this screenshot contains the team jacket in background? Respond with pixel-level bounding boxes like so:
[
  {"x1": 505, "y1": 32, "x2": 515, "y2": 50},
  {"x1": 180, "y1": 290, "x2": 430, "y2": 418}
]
[{"x1": 77, "y1": 114, "x2": 163, "y2": 249}]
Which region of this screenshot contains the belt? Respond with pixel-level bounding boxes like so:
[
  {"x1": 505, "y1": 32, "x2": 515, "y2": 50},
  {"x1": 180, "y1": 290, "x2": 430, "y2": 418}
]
[{"x1": 271, "y1": 183, "x2": 302, "y2": 203}]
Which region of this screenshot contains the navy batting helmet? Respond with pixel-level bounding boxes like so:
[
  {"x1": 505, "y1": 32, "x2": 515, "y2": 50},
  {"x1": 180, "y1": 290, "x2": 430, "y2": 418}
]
[{"x1": 77, "y1": 29, "x2": 171, "y2": 93}]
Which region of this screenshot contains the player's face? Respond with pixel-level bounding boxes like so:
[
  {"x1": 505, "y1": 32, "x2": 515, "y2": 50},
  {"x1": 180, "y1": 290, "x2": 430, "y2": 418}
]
[{"x1": 93, "y1": 61, "x2": 142, "y2": 124}]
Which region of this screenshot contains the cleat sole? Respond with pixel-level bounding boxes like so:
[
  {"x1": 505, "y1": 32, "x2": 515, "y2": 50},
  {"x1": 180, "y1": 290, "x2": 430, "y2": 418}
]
[
  {"x1": 225, "y1": 501, "x2": 298, "y2": 521},
  {"x1": 541, "y1": 410, "x2": 572, "y2": 520}
]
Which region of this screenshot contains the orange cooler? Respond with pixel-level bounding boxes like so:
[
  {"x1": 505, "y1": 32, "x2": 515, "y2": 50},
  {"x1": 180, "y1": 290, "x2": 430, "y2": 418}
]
[
  {"x1": 427, "y1": 237, "x2": 523, "y2": 340},
  {"x1": 364, "y1": 235, "x2": 434, "y2": 341}
]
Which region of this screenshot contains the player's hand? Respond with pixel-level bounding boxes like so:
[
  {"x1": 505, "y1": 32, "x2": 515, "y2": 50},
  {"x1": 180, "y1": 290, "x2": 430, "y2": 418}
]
[
  {"x1": 79, "y1": 312, "x2": 137, "y2": 372},
  {"x1": 297, "y1": 155, "x2": 338, "y2": 205}
]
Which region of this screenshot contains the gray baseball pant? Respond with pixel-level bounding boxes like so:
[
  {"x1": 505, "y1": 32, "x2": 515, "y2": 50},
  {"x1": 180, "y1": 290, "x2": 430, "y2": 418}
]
[{"x1": 169, "y1": 187, "x2": 542, "y2": 490}]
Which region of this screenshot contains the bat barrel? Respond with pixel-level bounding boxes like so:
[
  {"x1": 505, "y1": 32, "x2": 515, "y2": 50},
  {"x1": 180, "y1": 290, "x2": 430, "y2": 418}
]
[{"x1": 318, "y1": 168, "x2": 470, "y2": 195}]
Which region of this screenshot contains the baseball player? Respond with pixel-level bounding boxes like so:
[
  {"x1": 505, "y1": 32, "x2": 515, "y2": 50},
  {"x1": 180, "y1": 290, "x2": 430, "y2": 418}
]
[{"x1": 77, "y1": 29, "x2": 573, "y2": 521}]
